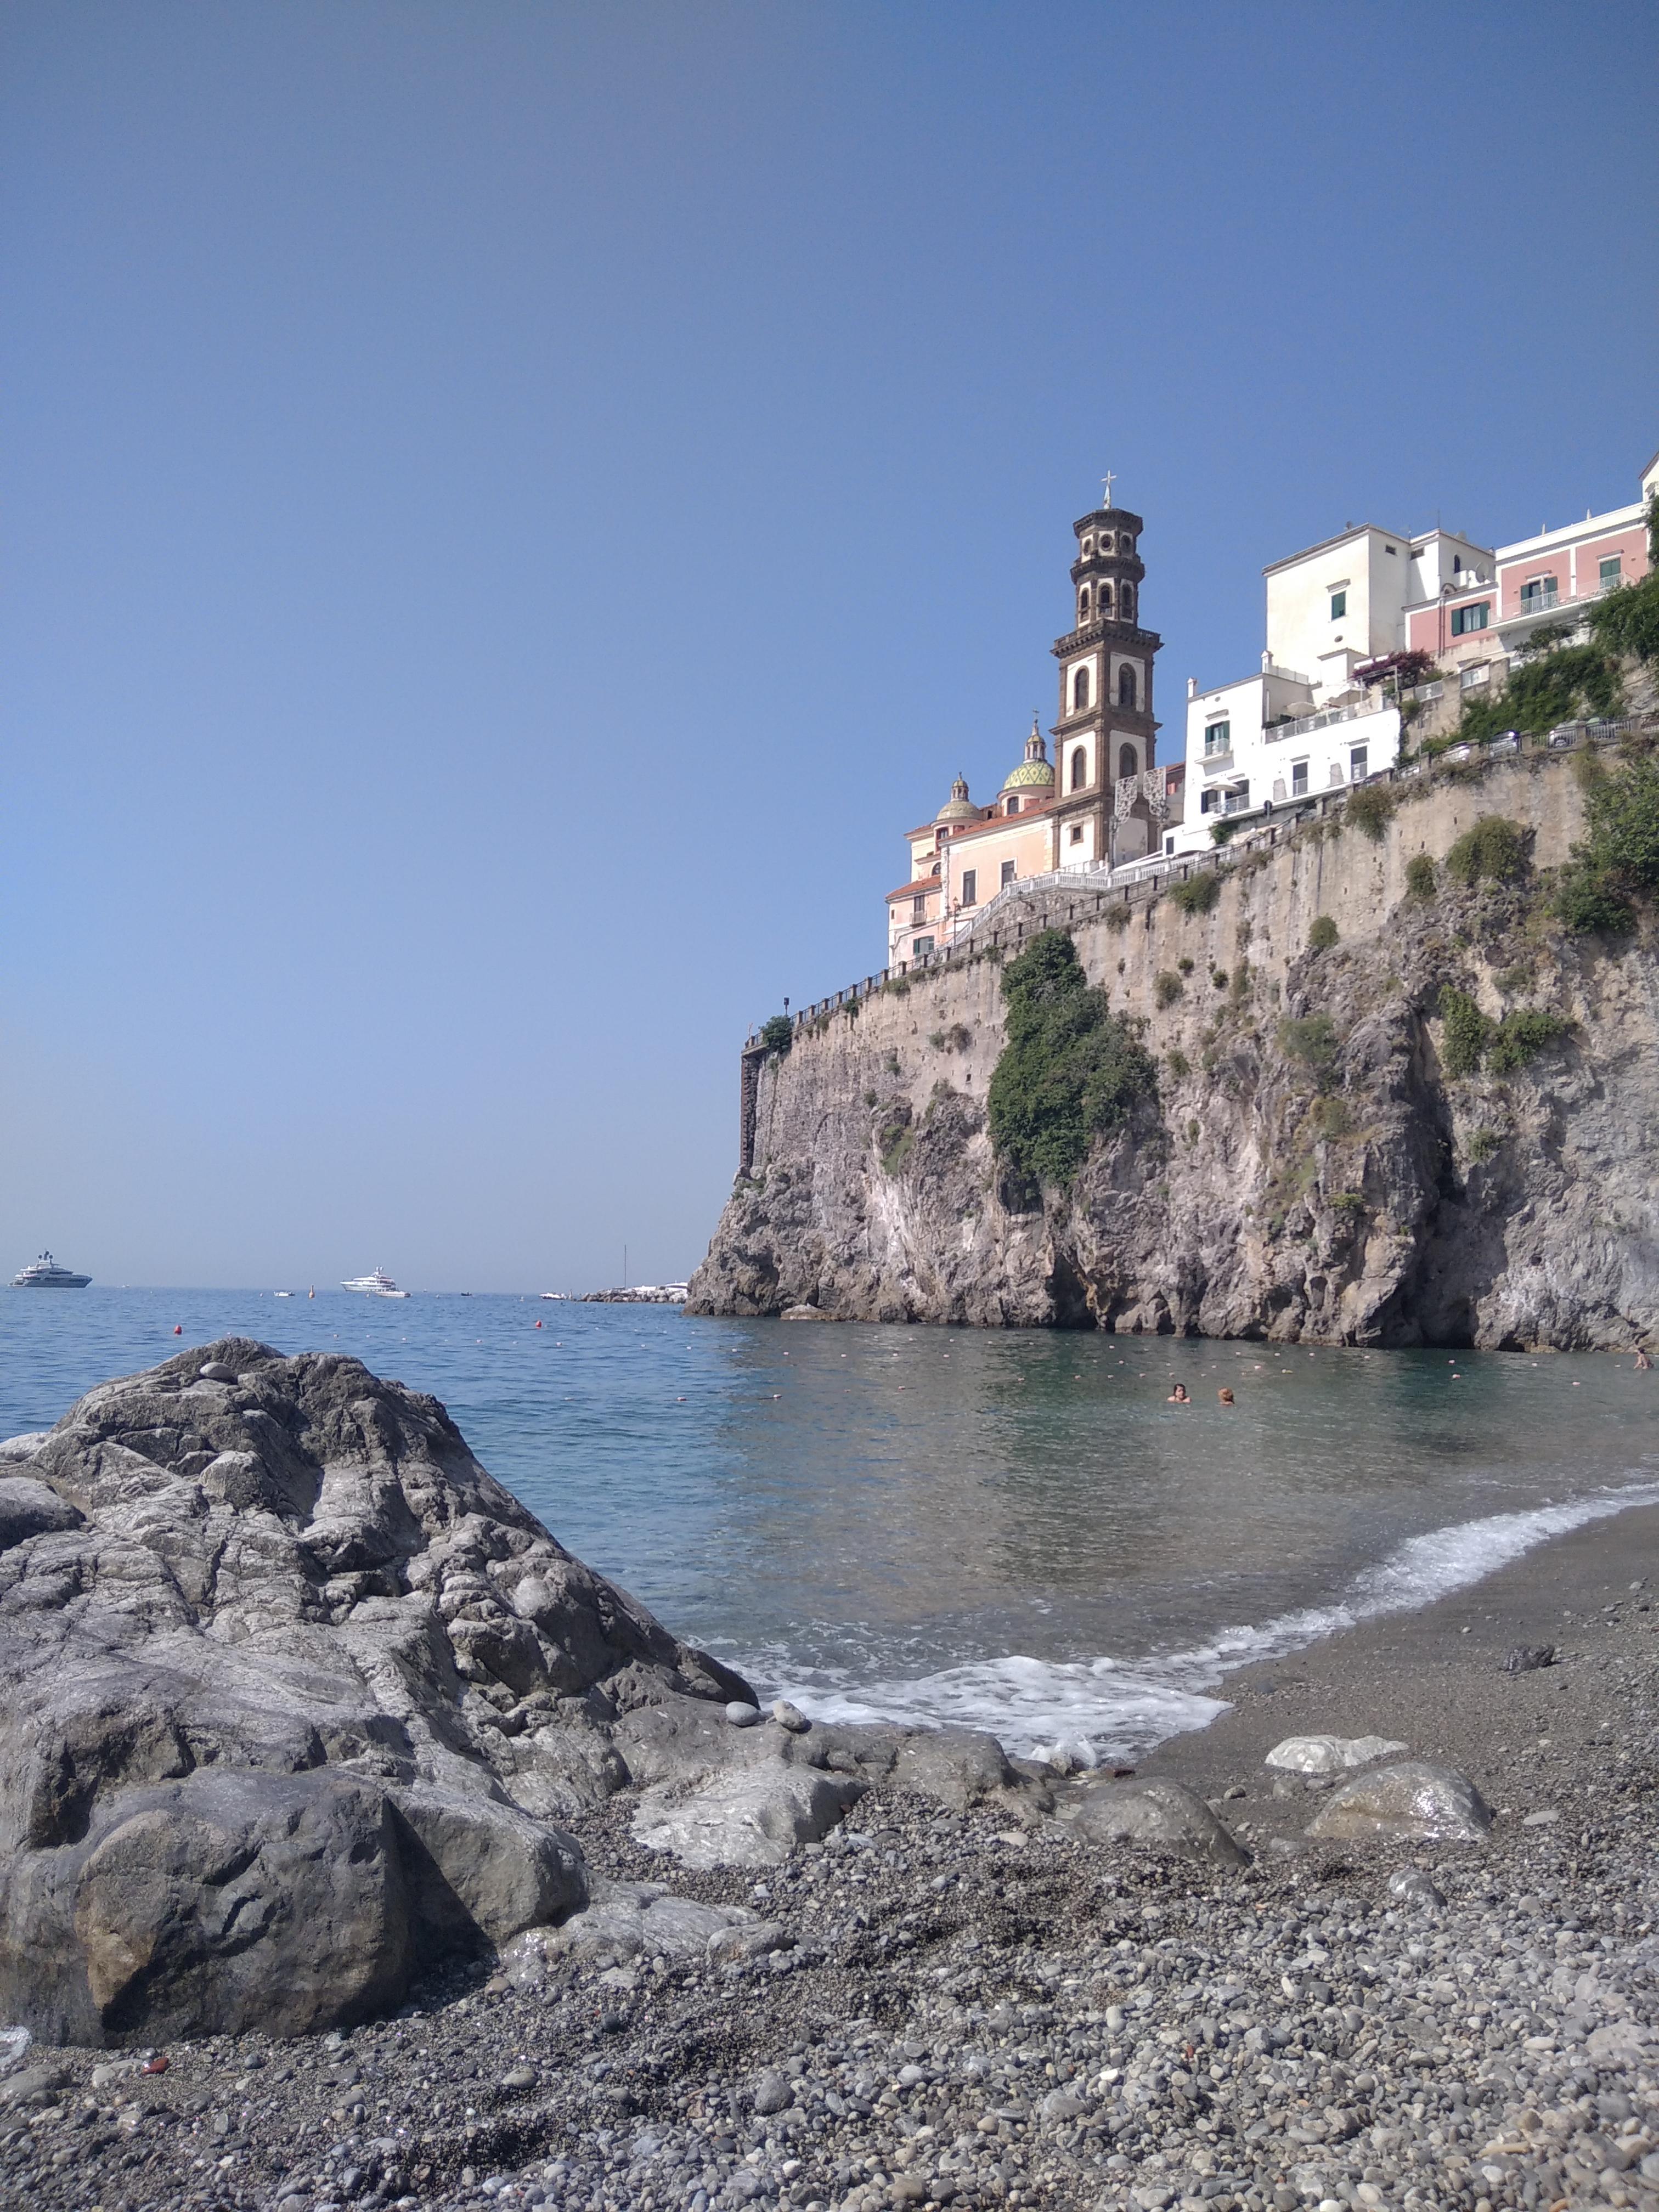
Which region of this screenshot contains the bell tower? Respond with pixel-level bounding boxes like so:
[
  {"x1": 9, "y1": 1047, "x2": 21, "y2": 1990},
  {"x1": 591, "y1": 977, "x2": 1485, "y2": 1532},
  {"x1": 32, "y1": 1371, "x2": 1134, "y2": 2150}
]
[{"x1": 1048, "y1": 490, "x2": 1162, "y2": 868}]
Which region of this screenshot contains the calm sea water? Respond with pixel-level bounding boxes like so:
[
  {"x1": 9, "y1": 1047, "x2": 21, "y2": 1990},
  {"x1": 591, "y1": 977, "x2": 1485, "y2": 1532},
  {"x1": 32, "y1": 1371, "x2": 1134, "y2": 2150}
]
[{"x1": 3, "y1": 1288, "x2": 1654, "y2": 1762}]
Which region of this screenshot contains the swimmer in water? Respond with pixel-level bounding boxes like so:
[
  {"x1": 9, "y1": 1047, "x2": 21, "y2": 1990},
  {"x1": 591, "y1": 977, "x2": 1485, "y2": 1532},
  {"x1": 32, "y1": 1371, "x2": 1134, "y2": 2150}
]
[
  {"x1": 1167, "y1": 1383, "x2": 1189, "y2": 1403},
  {"x1": 1638, "y1": 1348, "x2": 1653, "y2": 1370},
  {"x1": 1217, "y1": 1386, "x2": 1235, "y2": 1406}
]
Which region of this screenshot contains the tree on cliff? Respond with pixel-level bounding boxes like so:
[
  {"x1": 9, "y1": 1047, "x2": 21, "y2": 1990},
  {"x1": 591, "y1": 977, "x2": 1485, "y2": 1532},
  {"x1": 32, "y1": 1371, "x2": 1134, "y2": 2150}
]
[{"x1": 986, "y1": 929, "x2": 1156, "y2": 1191}]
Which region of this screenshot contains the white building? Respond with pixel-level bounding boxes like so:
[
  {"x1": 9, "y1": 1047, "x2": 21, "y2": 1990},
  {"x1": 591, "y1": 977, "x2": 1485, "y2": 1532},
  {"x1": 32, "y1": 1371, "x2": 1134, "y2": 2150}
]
[
  {"x1": 1169, "y1": 653, "x2": 1402, "y2": 855},
  {"x1": 1264, "y1": 524, "x2": 1493, "y2": 704}
]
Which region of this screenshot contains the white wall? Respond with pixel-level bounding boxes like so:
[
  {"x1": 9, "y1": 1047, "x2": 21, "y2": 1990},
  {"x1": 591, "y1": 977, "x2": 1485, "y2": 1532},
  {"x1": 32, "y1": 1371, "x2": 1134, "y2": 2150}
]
[{"x1": 1266, "y1": 526, "x2": 1419, "y2": 701}]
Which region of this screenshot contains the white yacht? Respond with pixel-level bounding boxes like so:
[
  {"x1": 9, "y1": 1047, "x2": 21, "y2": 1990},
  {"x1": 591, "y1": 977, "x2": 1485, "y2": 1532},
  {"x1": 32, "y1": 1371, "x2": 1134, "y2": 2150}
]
[
  {"x1": 10, "y1": 1251, "x2": 91, "y2": 1289},
  {"x1": 341, "y1": 1268, "x2": 411, "y2": 1299}
]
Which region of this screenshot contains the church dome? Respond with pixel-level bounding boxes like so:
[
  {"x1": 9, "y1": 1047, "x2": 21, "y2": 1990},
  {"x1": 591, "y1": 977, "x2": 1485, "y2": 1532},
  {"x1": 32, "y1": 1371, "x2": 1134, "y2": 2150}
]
[
  {"x1": 1000, "y1": 717, "x2": 1054, "y2": 792},
  {"x1": 934, "y1": 773, "x2": 980, "y2": 825}
]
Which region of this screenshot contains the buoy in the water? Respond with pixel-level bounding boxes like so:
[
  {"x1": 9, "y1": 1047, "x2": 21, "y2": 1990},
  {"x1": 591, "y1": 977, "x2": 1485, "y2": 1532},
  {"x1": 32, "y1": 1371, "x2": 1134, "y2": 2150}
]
[
  {"x1": 173, "y1": 1325, "x2": 182, "y2": 1335},
  {"x1": 535, "y1": 1319, "x2": 543, "y2": 1328}
]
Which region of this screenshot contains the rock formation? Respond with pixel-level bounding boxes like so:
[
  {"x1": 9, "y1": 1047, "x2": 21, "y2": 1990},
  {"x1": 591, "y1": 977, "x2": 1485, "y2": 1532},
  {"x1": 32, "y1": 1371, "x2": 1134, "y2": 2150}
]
[
  {"x1": 0, "y1": 1339, "x2": 750, "y2": 2046},
  {"x1": 690, "y1": 752, "x2": 1659, "y2": 1347}
]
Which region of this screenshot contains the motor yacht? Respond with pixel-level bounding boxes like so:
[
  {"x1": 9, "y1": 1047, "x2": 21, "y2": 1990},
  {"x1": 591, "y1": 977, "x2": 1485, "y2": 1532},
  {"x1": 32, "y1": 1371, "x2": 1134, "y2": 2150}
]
[
  {"x1": 341, "y1": 1268, "x2": 411, "y2": 1299},
  {"x1": 10, "y1": 1251, "x2": 92, "y2": 1289}
]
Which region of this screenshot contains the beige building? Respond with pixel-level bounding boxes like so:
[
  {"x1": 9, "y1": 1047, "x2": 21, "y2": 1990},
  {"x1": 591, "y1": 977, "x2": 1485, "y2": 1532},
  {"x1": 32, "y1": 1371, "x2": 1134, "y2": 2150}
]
[{"x1": 884, "y1": 493, "x2": 1183, "y2": 962}]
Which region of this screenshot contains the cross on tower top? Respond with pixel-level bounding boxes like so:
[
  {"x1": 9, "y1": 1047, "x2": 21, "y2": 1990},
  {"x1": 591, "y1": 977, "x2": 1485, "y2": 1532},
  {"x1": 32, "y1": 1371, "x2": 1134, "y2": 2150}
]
[{"x1": 1101, "y1": 471, "x2": 1116, "y2": 510}]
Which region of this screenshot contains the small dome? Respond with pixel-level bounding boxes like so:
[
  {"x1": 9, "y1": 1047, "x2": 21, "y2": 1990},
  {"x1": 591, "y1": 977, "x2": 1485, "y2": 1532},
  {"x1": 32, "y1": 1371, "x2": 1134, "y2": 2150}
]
[
  {"x1": 1000, "y1": 715, "x2": 1054, "y2": 792},
  {"x1": 935, "y1": 772, "x2": 979, "y2": 825}
]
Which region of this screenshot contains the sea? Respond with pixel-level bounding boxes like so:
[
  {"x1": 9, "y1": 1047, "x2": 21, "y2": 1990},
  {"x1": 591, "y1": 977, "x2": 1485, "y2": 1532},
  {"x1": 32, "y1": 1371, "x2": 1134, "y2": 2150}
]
[{"x1": 3, "y1": 1288, "x2": 1655, "y2": 1767}]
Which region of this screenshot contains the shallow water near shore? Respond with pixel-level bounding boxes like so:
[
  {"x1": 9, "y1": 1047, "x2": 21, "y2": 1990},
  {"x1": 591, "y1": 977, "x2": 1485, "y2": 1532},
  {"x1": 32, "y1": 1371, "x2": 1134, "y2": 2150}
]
[{"x1": 3, "y1": 1288, "x2": 1655, "y2": 1761}]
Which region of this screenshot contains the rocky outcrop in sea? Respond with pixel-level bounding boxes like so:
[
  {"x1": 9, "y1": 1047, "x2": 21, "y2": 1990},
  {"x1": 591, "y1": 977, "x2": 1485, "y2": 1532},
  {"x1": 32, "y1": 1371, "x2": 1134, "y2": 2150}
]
[{"x1": 689, "y1": 751, "x2": 1659, "y2": 1347}]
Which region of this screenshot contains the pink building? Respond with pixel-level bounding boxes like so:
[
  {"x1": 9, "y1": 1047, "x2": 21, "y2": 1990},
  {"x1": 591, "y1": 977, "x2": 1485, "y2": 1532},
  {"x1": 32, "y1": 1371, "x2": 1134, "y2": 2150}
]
[{"x1": 1404, "y1": 447, "x2": 1658, "y2": 682}]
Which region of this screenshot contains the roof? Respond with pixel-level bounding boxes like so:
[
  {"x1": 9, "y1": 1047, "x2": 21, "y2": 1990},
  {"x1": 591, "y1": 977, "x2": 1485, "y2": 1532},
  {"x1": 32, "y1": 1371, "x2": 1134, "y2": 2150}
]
[
  {"x1": 1262, "y1": 522, "x2": 1409, "y2": 577},
  {"x1": 1001, "y1": 759, "x2": 1055, "y2": 790},
  {"x1": 886, "y1": 877, "x2": 940, "y2": 904}
]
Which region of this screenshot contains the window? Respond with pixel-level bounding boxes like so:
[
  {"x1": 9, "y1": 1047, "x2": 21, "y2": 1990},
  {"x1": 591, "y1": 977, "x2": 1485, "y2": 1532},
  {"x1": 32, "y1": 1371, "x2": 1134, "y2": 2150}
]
[
  {"x1": 1200, "y1": 788, "x2": 1218, "y2": 815},
  {"x1": 1000, "y1": 859, "x2": 1015, "y2": 887},
  {"x1": 1118, "y1": 667, "x2": 1138, "y2": 710},
  {"x1": 1520, "y1": 575, "x2": 1558, "y2": 610},
  {"x1": 1118, "y1": 743, "x2": 1137, "y2": 780},
  {"x1": 1081, "y1": 537, "x2": 1093, "y2": 556},
  {"x1": 1601, "y1": 555, "x2": 1624, "y2": 588},
  {"x1": 1069, "y1": 825, "x2": 1084, "y2": 845},
  {"x1": 1078, "y1": 589, "x2": 1091, "y2": 624},
  {"x1": 1098, "y1": 534, "x2": 1113, "y2": 556},
  {"x1": 1073, "y1": 664, "x2": 1092, "y2": 711},
  {"x1": 911, "y1": 894, "x2": 927, "y2": 921},
  {"x1": 959, "y1": 868, "x2": 977, "y2": 907},
  {"x1": 1070, "y1": 746, "x2": 1087, "y2": 791},
  {"x1": 912, "y1": 936, "x2": 934, "y2": 958},
  {"x1": 1350, "y1": 746, "x2": 1368, "y2": 781},
  {"x1": 1329, "y1": 590, "x2": 1347, "y2": 620},
  {"x1": 1291, "y1": 760, "x2": 1308, "y2": 797},
  {"x1": 1098, "y1": 580, "x2": 1113, "y2": 616},
  {"x1": 1165, "y1": 834, "x2": 1174, "y2": 855},
  {"x1": 1121, "y1": 584, "x2": 1135, "y2": 620},
  {"x1": 1121, "y1": 535, "x2": 1134, "y2": 555},
  {"x1": 1203, "y1": 720, "x2": 1231, "y2": 757},
  {"x1": 1005, "y1": 795, "x2": 1020, "y2": 815},
  {"x1": 1385, "y1": 544, "x2": 1397, "y2": 556},
  {"x1": 1460, "y1": 663, "x2": 1491, "y2": 691},
  {"x1": 1450, "y1": 602, "x2": 1490, "y2": 636}
]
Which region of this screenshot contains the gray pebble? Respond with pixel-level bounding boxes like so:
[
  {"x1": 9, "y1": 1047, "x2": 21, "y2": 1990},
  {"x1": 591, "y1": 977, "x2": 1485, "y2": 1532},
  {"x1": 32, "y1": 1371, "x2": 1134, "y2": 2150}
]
[{"x1": 725, "y1": 1700, "x2": 763, "y2": 1727}]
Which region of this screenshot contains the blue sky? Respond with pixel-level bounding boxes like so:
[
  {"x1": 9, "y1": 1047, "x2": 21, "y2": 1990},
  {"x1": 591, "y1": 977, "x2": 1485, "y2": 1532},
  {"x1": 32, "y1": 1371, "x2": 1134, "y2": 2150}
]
[{"x1": 3, "y1": 2, "x2": 1655, "y2": 1290}]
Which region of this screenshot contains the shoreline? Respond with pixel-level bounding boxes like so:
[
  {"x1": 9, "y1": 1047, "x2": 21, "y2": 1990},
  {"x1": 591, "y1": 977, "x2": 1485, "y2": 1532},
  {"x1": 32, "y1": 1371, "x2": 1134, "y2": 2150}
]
[{"x1": 8, "y1": 1470, "x2": 1659, "y2": 2212}]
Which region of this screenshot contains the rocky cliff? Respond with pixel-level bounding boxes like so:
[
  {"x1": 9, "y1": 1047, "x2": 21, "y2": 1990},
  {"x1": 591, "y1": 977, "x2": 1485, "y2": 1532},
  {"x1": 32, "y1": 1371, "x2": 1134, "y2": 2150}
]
[{"x1": 690, "y1": 751, "x2": 1659, "y2": 1347}]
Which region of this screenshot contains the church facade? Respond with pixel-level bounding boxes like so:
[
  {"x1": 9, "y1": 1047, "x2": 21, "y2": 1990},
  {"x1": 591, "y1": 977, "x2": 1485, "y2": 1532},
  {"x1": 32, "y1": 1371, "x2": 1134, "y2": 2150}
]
[{"x1": 886, "y1": 494, "x2": 1184, "y2": 966}]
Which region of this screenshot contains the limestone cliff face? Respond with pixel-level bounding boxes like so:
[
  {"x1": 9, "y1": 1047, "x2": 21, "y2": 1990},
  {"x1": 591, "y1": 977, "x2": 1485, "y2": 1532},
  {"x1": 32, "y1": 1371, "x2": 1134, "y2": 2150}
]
[{"x1": 689, "y1": 754, "x2": 1659, "y2": 1347}]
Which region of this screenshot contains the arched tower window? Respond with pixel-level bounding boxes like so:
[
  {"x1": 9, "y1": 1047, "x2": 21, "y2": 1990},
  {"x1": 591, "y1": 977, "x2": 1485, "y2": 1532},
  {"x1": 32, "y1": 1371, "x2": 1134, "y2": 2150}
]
[
  {"x1": 1072, "y1": 664, "x2": 1091, "y2": 712},
  {"x1": 1006, "y1": 795, "x2": 1020, "y2": 815},
  {"x1": 1098, "y1": 580, "x2": 1113, "y2": 616},
  {"x1": 1070, "y1": 747, "x2": 1087, "y2": 791},
  {"x1": 1078, "y1": 587, "x2": 1091, "y2": 623},
  {"x1": 1118, "y1": 665, "x2": 1138, "y2": 710},
  {"x1": 1118, "y1": 743, "x2": 1138, "y2": 781},
  {"x1": 1121, "y1": 583, "x2": 1136, "y2": 622}
]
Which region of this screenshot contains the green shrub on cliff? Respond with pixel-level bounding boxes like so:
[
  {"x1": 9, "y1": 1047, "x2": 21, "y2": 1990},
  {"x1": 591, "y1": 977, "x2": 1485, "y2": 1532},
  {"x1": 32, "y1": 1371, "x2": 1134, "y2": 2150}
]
[
  {"x1": 986, "y1": 930, "x2": 1156, "y2": 1189},
  {"x1": 1168, "y1": 871, "x2": 1221, "y2": 916},
  {"x1": 1307, "y1": 916, "x2": 1339, "y2": 953},
  {"x1": 1277, "y1": 1013, "x2": 1339, "y2": 1084},
  {"x1": 1555, "y1": 754, "x2": 1659, "y2": 934},
  {"x1": 1445, "y1": 815, "x2": 1529, "y2": 887},
  {"x1": 759, "y1": 1014, "x2": 793, "y2": 1055},
  {"x1": 1404, "y1": 854, "x2": 1438, "y2": 899},
  {"x1": 1345, "y1": 783, "x2": 1397, "y2": 843},
  {"x1": 1437, "y1": 988, "x2": 1492, "y2": 1078},
  {"x1": 1437, "y1": 989, "x2": 1567, "y2": 1079}
]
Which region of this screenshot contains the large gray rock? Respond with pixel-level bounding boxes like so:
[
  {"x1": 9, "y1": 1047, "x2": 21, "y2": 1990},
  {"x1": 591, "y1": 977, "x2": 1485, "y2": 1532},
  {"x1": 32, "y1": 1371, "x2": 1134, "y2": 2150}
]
[
  {"x1": 1063, "y1": 1776, "x2": 1248, "y2": 1866},
  {"x1": 632, "y1": 1761, "x2": 868, "y2": 1869},
  {"x1": 0, "y1": 1339, "x2": 752, "y2": 2044},
  {"x1": 1305, "y1": 1759, "x2": 1492, "y2": 1843}
]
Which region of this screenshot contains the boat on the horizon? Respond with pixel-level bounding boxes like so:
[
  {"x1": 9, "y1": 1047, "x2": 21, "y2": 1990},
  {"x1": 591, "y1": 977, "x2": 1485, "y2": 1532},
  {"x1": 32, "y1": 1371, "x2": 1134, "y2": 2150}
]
[
  {"x1": 273, "y1": 1290, "x2": 295, "y2": 1298},
  {"x1": 341, "y1": 1269, "x2": 411, "y2": 1299},
  {"x1": 10, "y1": 1251, "x2": 92, "y2": 1290}
]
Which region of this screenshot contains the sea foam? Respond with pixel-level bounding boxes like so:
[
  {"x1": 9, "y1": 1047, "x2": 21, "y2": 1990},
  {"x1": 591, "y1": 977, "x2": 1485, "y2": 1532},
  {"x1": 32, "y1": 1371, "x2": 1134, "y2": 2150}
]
[{"x1": 757, "y1": 1481, "x2": 1659, "y2": 1763}]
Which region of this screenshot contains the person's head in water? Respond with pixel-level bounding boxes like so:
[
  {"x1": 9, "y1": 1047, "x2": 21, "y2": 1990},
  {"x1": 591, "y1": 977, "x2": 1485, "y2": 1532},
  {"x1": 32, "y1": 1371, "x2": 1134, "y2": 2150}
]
[
  {"x1": 1217, "y1": 1386, "x2": 1235, "y2": 1406},
  {"x1": 1167, "y1": 1383, "x2": 1189, "y2": 1403}
]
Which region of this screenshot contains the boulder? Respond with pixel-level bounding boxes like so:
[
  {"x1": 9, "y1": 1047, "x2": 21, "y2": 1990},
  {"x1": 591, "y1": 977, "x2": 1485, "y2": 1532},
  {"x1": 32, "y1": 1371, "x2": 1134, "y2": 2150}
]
[
  {"x1": 499, "y1": 1877, "x2": 768, "y2": 1982},
  {"x1": 1305, "y1": 1760, "x2": 1492, "y2": 1843},
  {"x1": 1264, "y1": 1734, "x2": 1407, "y2": 1775},
  {"x1": 632, "y1": 1761, "x2": 867, "y2": 1869},
  {"x1": 0, "y1": 1339, "x2": 754, "y2": 2044},
  {"x1": 1063, "y1": 1776, "x2": 1248, "y2": 1865},
  {"x1": 0, "y1": 1477, "x2": 81, "y2": 1552}
]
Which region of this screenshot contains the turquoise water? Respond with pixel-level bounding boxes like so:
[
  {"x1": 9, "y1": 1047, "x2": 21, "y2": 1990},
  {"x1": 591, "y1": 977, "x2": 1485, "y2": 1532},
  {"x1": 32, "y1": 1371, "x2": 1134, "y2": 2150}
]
[{"x1": 3, "y1": 1288, "x2": 1655, "y2": 1760}]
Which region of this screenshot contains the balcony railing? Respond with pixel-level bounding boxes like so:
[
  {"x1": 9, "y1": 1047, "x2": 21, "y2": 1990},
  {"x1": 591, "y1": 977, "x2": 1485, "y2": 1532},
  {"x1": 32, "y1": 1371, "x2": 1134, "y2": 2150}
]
[{"x1": 1261, "y1": 698, "x2": 1391, "y2": 745}]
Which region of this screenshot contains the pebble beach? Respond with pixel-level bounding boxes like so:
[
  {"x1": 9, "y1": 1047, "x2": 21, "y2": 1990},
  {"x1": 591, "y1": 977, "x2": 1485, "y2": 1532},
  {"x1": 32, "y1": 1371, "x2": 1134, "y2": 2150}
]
[{"x1": 4, "y1": 1497, "x2": 1656, "y2": 2212}]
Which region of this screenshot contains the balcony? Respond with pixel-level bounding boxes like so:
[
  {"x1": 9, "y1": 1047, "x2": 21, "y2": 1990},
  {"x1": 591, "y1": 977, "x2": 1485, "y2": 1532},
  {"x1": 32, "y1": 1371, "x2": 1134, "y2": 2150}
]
[{"x1": 1262, "y1": 698, "x2": 1389, "y2": 745}]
